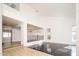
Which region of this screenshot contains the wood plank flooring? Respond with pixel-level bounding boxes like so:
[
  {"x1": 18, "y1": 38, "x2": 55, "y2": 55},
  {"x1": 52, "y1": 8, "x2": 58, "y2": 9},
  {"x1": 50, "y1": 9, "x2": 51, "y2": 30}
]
[{"x1": 3, "y1": 46, "x2": 50, "y2": 56}]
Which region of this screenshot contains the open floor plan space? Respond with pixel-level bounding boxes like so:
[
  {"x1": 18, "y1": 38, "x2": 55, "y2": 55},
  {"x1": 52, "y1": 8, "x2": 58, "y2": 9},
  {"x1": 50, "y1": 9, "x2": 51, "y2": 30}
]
[{"x1": 0, "y1": 3, "x2": 77, "y2": 56}]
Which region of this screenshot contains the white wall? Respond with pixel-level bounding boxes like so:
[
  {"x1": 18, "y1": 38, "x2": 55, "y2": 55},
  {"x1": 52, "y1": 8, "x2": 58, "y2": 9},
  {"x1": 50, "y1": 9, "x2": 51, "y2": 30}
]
[
  {"x1": 76, "y1": 3, "x2": 79, "y2": 56},
  {"x1": 2, "y1": 3, "x2": 75, "y2": 47},
  {"x1": 2, "y1": 4, "x2": 48, "y2": 46},
  {"x1": 51, "y1": 17, "x2": 72, "y2": 44},
  {"x1": 40, "y1": 15, "x2": 74, "y2": 44},
  {"x1": 20, "y1": 4, "x2": 46, "y2": 28},
  {"x1": 12, "y1": 28, "x2": 21, "y2": 42},
  {"x1": 20, "y1": 4, "x2": 47, "y2": 46},
  {"x1": 0, "y1": 4, "x2": 2, "y2": 56}
]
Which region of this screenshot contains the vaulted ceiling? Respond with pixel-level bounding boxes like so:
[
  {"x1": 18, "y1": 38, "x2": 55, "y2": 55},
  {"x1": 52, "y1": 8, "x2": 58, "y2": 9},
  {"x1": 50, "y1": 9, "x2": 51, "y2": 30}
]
[{"x1": 27, "y1": 3, "x2": 75, "y2": 18}]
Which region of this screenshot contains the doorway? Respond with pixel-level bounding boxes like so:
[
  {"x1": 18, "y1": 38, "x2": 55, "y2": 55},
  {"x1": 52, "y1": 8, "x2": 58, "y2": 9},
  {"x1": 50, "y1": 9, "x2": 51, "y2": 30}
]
[
  {"x1": 2, "y1": 16, "x2": 22, "y2": 49},
  {"x1": 2, "y1": 29, "x2": 12, "y2": 49}
]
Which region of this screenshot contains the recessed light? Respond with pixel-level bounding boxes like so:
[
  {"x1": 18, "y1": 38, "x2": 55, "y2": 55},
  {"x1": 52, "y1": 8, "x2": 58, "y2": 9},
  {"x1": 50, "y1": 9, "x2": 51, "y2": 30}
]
[{"x1": 36, "y1": 10, "x2": 39, "y2": 12}]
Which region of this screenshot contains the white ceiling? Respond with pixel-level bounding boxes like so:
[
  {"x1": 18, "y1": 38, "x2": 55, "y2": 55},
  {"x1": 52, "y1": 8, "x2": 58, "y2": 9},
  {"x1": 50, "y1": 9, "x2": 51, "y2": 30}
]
[
  {"x1": 2, "y1": 16, "x2": 21, "y2": 28},
  {"x1": 27, "y1": 3, "x2": 75, "y2": 18}
]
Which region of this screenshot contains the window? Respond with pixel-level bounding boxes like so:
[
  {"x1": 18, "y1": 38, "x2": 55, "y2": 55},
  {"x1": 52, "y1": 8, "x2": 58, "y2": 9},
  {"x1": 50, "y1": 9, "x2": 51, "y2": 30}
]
[
  {"x1": 72, "y1": 31, "x2": 76, "y2": 43},
  {"x1": 72, "y1": 26, "x2": 76, "y2": 43},
  {"x1": 3, "y1": 32, "x2": 11, "y2": 38}
]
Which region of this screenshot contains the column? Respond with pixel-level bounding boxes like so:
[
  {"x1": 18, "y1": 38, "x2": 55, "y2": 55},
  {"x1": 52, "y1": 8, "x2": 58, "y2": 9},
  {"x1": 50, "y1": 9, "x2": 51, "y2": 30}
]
[{"x1": 21, "y1": 22, "x2": 27, "y2": 46}]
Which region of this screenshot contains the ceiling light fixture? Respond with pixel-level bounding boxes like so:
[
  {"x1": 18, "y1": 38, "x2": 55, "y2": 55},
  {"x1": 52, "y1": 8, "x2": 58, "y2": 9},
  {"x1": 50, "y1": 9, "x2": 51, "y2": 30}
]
[{"x1": 36, "y1": 10, "x2": 39, "y2": 12}]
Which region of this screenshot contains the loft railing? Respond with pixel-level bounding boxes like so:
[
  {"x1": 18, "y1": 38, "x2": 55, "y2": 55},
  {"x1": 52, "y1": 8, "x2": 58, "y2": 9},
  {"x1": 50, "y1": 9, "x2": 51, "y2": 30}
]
[{"x1": 4, "y1": 3, "x2": 19, "y2": 11}]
